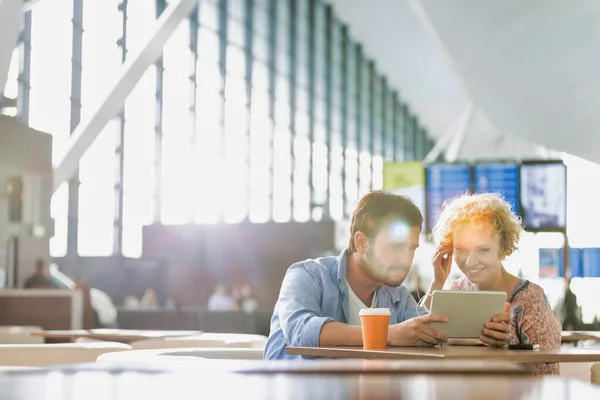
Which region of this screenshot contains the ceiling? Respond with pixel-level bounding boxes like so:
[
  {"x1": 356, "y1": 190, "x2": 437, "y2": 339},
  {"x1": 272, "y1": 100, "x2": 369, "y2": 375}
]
[{"x1": 327, "y1": 0, "x2": 600, "y2": 163}]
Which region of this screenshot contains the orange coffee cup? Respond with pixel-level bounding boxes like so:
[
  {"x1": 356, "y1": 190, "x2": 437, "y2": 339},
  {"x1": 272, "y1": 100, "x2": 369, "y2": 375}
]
[{"x1": 359, "y1": 308, "x2": 391, "y2": 350}]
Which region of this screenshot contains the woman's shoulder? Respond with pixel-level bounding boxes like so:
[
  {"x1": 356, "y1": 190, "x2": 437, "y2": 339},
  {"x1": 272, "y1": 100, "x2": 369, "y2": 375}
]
[
  {"x1": 510, "y1": 279, "x2": 557, "y2": 322},
  {"x1": 510, "y1": 279, "x2": 548, "y2": 303},
  {"x1": 510, "y1": 279, "x2": 562, "y2": 350}
]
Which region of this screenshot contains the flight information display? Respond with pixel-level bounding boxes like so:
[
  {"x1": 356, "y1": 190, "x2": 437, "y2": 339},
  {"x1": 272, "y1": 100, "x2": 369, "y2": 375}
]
[
  {"x1": 539, "y1": 248, "x2": 583, "y2": 278},
  {"x1": 425, "y1": 163, "x2": 472, "y2": 232},
  {"x1": 520, "y1": 161, "x2": 566, "y2": 232},
  {"x1": 569, "y1": 248, "x2": 583, "y2": 278},
  {"x1": 474, "y1": 162, "x2": 519, "y2": 215},
  {"x1": 582, "y1": 248, "x2": 600, "y2": 278},
  {"x1": 539, "y1": 248, "x2": 562, "y2": 278}
]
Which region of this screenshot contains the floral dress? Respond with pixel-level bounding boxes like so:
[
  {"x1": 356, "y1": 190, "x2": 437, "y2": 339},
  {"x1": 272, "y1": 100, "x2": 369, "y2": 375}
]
[{"x1": 448, "y1": 277, "x2": 562, "y2": 377}]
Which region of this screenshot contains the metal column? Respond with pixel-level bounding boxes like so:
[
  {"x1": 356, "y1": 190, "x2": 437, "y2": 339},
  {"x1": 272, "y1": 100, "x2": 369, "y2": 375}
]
[
  {"x1": 114, "y1": 0, "x2": 128, "y2": 255},
  {"x1": 391, "y1": 92, "x2": 399, "y2": 162},
  {"x1": 244, "y1": 0, "x2": 254, "y2": 220},
  {"x1": 66, "y1": 0, "x2": 84, "y2": 257},
  {"x1": 367, "y1": 61, "x2": 375, "y2": 190},
  {"x1": 217, "y1": 0, "x2": 228, "y2": 221},
  {"x1": 307, "y1": 0, "x2": 316, "y2": 217},
  {"x1": 189, "y1": 3, "x2": 199, "y2": 188},
  {"x1": 153, "y1": 0, "x2": 166, "y2": 222},
  {"x1": 380, "y1": 77, "x2": 388, "y2": 161},
  {"x1": 324, "y1": 5, "x2": 333, "y2": 220},
  {"x1": 403, "y1": 105, "x2": 413, "y2": 161},
  {"x1": 354, "y1": 44, "x2": 363, "y2": 195},
  {"x1": 340, "y1": 25, "x2": 349, "y2": 217},
  {"x1": 288, "y1": 0, "x2": 297, "y2": 218},
  {"x1": 267, "y1": 0, "x2": 277, "y2": 220},
  {"x1": 412, "y1": 117, "x2": 421, "y2": 160},
  {"x1": 17, "y1": 10, "x2": 32, "y2": 123}
]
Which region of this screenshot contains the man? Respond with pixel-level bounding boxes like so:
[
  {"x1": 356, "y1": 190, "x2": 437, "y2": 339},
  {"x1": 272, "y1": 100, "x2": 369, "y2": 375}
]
[
  {"x1": 264, "y1": 191, "x2": 510, "y2": 359},
  {"x1": 24, "y1": 258, "x2": 60, "y2": 289}
]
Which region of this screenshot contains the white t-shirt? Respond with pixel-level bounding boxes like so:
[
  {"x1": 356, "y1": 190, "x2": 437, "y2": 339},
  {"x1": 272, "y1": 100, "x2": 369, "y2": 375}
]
[{"x1": 346, "y1": 280, "x2": 378, "y2": 325}]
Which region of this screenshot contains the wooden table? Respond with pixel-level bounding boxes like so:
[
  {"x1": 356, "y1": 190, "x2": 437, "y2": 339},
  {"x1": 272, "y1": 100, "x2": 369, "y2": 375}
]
[
  {"x1": 74, "y1": 358, "x2": 530, "y2": 375},
  {"x1": 562, "y1": 331, "x2": 600, "y2": 344},
  {"x1": 287, "y1": 345, "x2": 600, "y2": 364},
  {"x1": 0, "y1": 367, "x2": 598, "y2": 399},
  {"x1": 202, "y1": 359, "x2": 529, "y2": 375},
  {"x1": 31, "y1": 329, "x2": 203, "y2": 343}
]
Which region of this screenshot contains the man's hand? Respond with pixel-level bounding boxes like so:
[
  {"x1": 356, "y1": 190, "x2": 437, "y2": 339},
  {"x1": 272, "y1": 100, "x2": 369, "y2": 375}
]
[
  {"x1": 388, "y1": 314, "x2": 449, "y2": 347},
  {"x1": 479, "y1": 302, "x2": 511, "y2": 347}
]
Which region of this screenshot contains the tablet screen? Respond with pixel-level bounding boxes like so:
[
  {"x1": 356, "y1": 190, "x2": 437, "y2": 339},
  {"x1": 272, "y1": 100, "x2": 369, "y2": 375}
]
[{"x1": 429, "y1": 290, "x2": 506, "y2": 339}]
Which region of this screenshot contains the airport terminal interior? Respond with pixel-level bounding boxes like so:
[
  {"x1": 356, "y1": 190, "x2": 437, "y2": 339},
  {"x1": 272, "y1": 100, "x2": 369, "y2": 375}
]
[{"x1": 1, "y1": 0, "x2": 600, "y2": 398}]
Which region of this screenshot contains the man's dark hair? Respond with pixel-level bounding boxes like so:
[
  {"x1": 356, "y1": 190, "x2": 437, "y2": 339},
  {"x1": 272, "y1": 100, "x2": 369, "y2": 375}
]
[{"x1": 348, "y1": 190, "x2": 423, "y2": 253}]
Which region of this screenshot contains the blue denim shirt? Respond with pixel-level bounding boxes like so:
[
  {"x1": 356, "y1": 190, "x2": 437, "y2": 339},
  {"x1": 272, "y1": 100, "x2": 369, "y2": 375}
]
[{"x1": 264, "y1": 249, "x2": 427, "y2": 359}]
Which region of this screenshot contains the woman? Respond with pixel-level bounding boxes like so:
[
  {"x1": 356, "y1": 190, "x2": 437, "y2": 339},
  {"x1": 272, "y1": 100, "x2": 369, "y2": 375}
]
[{"x1": 423, "y1": 193, "x2": 562, "y2": 377}]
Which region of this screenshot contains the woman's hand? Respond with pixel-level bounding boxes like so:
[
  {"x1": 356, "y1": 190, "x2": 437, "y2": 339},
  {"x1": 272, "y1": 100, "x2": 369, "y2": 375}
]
[
  {"x1": 479, "y1": 302, "x2": 512, "y2": 347},
  {"x1": 432, "y1": 245, "x2": 453, "y2": 286}
]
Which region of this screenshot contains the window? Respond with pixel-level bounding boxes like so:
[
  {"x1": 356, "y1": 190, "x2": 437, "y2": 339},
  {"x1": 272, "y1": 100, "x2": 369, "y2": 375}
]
[
  {"x1": 78, "y1": 0, "x2": 121, "y2": 256},
  {"x1": 30, "y1": 0, "x2": 72, "y2": 257},
  {"x1": 3, "y1": 48, "x2": 19, "y2": 100},
  {"x1": 122, "y1": 0, "x2": 158, "y2": 257},
  {"x1": 21, "y1": 0, "x2": 431, "y2": 260},
  {"x1": 161, "y1": 22, "x2": 195, "y2": 224}
]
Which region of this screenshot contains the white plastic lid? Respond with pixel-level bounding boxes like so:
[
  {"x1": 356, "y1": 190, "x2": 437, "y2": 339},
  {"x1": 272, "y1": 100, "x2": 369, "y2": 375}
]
[{"x1": 359, "y1": 308, "x2": 391, "y2": 316}]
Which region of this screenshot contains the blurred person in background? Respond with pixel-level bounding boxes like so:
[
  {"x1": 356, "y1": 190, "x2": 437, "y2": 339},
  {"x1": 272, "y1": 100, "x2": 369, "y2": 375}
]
[
  {"x1": 231, "y1": 285, "x2": 243, "y2": 310},
  {"x1": 241, "y1": 285, "x2": 258, "y2": 313},
  {"x1": 561, "y1": 279, "x2": 581, "y2": 331},
  {"x1": 24, "y1": 258, "x2": 60, "y2": 289},
  {"x1": 208, "y1": 284, "x2": 233, "y2": 311}
]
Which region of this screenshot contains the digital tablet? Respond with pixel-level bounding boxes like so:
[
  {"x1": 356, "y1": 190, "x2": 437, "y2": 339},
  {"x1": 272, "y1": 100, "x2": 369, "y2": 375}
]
[{"x1": 429, "y1": 290, "x2": 507, "y2": 339}]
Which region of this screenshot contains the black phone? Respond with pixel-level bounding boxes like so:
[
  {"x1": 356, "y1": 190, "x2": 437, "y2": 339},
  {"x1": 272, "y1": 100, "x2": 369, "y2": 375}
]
[{"x1": 508, "y1": 343, "x2": 539, "y2": 350}]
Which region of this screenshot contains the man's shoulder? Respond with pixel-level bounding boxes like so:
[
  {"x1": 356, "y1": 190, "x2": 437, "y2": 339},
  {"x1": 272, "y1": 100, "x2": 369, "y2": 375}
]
[{"x1": 289, "y1": 255, "x2": 338, "y2": 276}]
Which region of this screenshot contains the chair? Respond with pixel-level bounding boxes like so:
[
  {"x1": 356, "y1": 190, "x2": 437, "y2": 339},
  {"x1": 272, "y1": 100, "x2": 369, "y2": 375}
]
[
  {"x1": 0, "y1": 326, "x2": 44, "y2": 344},
  {"x1": 0, "y1": 342, "x2": 131, "y2": 367},
  {"x1": 592, "y1": 362, "x2": 600, "y2": 384},
  {"x1": 250, "y1": 310, "x2": 273, "y2": 337},
  {"x1": 200, "y1": 311, "x2": 254, "y2": 334}
]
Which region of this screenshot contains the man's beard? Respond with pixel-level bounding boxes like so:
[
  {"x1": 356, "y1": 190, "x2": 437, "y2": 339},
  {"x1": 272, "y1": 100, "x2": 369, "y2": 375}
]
[{"x1": 364, "y1": 249, "x2": 409, "y2": 286}]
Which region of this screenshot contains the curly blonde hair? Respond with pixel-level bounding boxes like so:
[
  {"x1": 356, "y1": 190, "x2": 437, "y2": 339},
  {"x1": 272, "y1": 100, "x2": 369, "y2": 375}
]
[{"x1": 432, "y1": 193, "x2": 523, "y2": 259}]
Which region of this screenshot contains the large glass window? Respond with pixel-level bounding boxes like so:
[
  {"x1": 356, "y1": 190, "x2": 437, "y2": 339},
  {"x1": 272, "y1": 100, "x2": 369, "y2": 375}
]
[
  {"x1": 29, "y1": 0, "x2": 72, "y2": 257},
  {"x1": 78, "y1": 0, "x2": 121, "y2": 256},
  {"x1": 20, "y1": 0, "x2": 431, "y2": 259},
  {"x1": 122, "y1": 0, "x2": 158, "y2": 257},
  {"x1": 2, "y1": 48, "x2": 19, "y2": 109},
  {"x1": 161, "y1": 22, "x2": 195, "y2": 224}
]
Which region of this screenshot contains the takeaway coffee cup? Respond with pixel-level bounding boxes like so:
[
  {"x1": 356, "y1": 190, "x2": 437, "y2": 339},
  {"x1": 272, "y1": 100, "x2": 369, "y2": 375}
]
[{"x1": 359, "y1": 308, "x2": 391, "y2": 350}]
